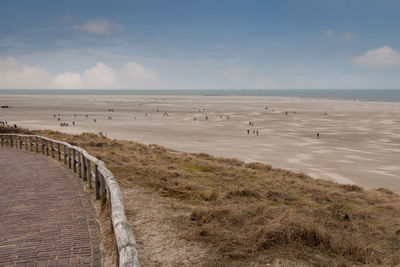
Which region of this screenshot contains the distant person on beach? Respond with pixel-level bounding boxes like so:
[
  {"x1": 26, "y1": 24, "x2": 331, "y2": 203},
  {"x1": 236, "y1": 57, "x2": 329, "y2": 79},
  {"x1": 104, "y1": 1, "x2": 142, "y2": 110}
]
[
  {"x1": 247, "y1": 129, "x2": 250, "y2": 134},
  {"x1": 317, "y1": 133, "x2": 320, "y2": 139},
  {"x1": 256, "y1": 130, "x2": 259, "y2": 136},
  {"x1": 72, "y1": 121, "x2": 75, "y2": 126}
]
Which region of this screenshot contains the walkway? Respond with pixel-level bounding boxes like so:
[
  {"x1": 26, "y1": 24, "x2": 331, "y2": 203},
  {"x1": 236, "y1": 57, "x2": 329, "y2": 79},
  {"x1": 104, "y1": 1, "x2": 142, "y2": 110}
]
[{"x1": 0, "y1": 146, "x2": 102, "y2": 267}]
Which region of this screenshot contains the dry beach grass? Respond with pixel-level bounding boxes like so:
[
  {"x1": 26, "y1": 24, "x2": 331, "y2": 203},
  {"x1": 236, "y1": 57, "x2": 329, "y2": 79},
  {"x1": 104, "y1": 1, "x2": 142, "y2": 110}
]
[{"x1": 2, "y1": 126, "x2": 400, "y2": 266}]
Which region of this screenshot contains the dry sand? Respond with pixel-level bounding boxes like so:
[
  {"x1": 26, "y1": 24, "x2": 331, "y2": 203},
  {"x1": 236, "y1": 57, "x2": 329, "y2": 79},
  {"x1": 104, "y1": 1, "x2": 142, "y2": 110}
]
[{"x1": 1, "y1": 94, "x2": 399, "y2": 193}]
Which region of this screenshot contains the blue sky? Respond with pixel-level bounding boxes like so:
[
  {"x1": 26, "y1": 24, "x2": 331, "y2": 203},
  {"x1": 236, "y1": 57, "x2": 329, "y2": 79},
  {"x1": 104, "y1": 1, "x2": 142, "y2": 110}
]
[{"x1": 0, "y1": 0, "x2": 399, "y2": 89}]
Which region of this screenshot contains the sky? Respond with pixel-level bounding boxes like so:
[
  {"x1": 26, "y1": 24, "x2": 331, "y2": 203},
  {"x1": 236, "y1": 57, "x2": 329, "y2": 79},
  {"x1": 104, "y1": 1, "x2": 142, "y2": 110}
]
[{"x1": 0, "y1": 0, "x2": 399, "y2": 89}]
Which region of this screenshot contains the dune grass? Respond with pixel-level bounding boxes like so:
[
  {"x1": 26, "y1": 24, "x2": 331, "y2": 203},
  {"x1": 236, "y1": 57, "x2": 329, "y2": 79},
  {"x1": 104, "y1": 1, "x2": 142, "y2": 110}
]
[{"x1": 2, "y1": 126, "x2": 400, "y2": 266}]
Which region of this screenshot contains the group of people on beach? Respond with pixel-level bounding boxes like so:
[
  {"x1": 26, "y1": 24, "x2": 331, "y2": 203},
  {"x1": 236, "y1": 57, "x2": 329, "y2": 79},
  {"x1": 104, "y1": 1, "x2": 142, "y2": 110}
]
[
  {"x1": 0, "y1": 121, "x2": 17, "y2": 128},
  {"x1": 44, "y1": 104, "x2": 326, "y2": 141}
]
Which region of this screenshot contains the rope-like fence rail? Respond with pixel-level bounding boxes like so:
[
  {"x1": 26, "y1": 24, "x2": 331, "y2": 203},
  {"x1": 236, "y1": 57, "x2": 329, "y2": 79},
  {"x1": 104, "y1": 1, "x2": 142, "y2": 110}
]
[{"x1": 0, "y1": 133, "x2": 140, "y2": 267}]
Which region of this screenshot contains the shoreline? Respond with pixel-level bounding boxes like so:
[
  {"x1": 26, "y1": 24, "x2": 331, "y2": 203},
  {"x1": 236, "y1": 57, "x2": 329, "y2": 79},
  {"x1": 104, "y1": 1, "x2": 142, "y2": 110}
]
[{"x1": 1, "y1": 88, "x2": 400, "y2": 103}]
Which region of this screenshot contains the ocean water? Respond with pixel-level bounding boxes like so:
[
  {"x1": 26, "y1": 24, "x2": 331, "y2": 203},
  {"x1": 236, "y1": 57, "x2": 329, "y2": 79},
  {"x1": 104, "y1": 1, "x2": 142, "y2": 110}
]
[{"x1": 0, "y1": 89, "x2": 400, "y2": 102}]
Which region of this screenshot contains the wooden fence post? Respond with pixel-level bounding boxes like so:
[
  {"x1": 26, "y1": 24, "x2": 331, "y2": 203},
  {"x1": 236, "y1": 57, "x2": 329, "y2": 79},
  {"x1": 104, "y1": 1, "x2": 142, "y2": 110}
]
[
  {"x1": 1, "y1": 135, "x2": 3, "y2": 146},
  {"x1": 29, "y1": 137, "x2": 32, "y2": 151},
  {"x1": 95, "y1": 165, "x2": 100, "y2": 199},
  {"x1": 108, "y1": 190, "x2": 113, "y2": 232},
  {"x1": 46, "y1": 140, "x2": 49, "y2": 156},
  {"x1": 72, "y1": 149, "x2": 76, "y2": 173},
  {"x1": 83, "y1": 155, "x2": 87, "y2": 181},
  {"x1": 100, "y1": 174, "x2": 106, "y2": 203},
  {"x1": 19, "y1": 136, "x2": 22, "y2": 149},
  {"x1": 41, "y1": 138, "x2": 44, "y2": 154},
  {"x1": 78, "y1": 152, "x2": 82, "y2": 178},
  {"x1": 68, "y1": 148, "x2": 72, "y2": 169},
  {"x1": 57, "y1": 143, "x2": 61, "y2": 161},
  {"x1": 64, "y1": 145, "x2": 67, "y2": 164},
  {"x1": 25, "y1": 137, "x2": 28, "y2": 151},
  {"x1": 87, "y1": 160, "x2": 92, "y2": 189},
  {"x1": 51, "y1": 141, "x2": 54, "y2": 158},
  {"x1": 35, "y1": 137, "x2": 39, "y2": 153}
]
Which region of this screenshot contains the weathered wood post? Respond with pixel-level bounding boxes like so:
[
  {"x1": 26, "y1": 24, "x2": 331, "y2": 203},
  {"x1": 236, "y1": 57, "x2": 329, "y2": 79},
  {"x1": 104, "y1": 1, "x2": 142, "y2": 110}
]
[
  {"x1": 83, "y1": 155, "x2": 87, "y2": 181},
  {"x1": 19, "y1": 136, "x2": 22, "y2": 149},
  {"x1": 95, "y1": 165, "x2": 100, "y2": 199},
  {"x1": 1, "y1": 135, "x2": 3, "y2": 146},
  {"x1": 29, "y1": 137, "x2": 32, "y2": 151},
  {"x1": 100, "y1": 173, "x2": 106, "y2": 203},
  {"x1": 64, "y1": 145, "x2": 67, "y2": 164},
  {"x1": 41, "y1": 138, "x2": 44, "y2": 154},
  {"x1": 108, "y1": 190, "x2": 113, "y2": 232},
  {"x1": 25, "y1": 137, "x2": 28, "y2": 151},
  {"x1": 68, "y1": 147, "x2": 72, "y2": 169},
  {"x1": 72, "y1": 149, "x2": 76, "y2": 173},
  {"x1": 87, "y1": 160, "x2": 92, "y2": 189},
  {"x1": 35, "y1": 137, "x2": 39, "y2": 153},
  {"x1": 50, "y1": 141, "x2": 54, "y2": 158},
  {"x1": 78, "y1": 151, "x2": 82, "y2": 178},
  {"x1": 57, "y1": 143, "x2": 61, "y2": 161},
  {"x1": 46, "y1": 139, "x2": 49, "y2": 156}
]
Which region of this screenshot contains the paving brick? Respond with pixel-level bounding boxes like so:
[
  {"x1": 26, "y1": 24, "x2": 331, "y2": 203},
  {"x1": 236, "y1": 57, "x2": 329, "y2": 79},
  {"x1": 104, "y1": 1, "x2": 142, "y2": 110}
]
[{"x1": 0, "y1": 147, "x2": 102, "y2": 266}]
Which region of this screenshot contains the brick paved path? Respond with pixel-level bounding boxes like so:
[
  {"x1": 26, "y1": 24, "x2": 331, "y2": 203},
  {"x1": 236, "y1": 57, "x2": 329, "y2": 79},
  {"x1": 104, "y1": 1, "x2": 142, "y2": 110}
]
[{"x1": 0, "y1": 146, "x2": 102, "y2": 267}]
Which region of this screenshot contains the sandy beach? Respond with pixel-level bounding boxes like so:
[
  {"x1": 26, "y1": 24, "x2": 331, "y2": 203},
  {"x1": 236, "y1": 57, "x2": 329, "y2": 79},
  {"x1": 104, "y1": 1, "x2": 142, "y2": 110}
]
[{"x1": 1, "y1": 94, "x2": 399, "y2": 192}]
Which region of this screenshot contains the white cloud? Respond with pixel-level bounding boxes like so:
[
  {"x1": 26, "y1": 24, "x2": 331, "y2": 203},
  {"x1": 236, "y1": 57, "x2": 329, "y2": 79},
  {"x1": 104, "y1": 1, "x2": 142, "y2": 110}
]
[
  {"x1": 118, "y1": 62, "x2": 158, "y2": 86},
  {"x1": 322, "y1": 29, "x2": 334, "y2": 36},
  {"x1": 352, "y1": 46, "x2": 400, "y2": 68},
  {"x1": 0, "y1": 57, "x2": 158, "y2": 89},
  {"x1": 0, "y1": 57, "x2": 52, "y2": 89},
  {"x1": 52, "y1": 72, "x2": 82, "y2": 89},
  {"x1": 73, "y1": 18, "x2": 123, "y2": 35}
]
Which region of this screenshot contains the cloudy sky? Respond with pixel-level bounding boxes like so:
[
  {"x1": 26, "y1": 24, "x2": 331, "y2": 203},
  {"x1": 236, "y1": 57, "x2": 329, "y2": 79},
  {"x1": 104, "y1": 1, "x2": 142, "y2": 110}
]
[{"x1": 0, "y1": 0, "x2": 399, "y2": 89}]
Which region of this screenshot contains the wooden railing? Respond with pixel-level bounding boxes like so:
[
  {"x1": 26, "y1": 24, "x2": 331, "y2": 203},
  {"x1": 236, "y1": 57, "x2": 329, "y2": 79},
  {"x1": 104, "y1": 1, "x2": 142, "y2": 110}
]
[{"x1": 0, "y1": 134, "x2": 140, "y2": 267}]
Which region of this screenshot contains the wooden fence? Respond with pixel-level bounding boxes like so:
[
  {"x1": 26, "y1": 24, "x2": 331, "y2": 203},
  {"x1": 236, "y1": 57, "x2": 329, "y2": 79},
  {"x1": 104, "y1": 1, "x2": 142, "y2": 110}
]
[{"x1": 0, "y1": 133, "x2": 140, "y2": 267}]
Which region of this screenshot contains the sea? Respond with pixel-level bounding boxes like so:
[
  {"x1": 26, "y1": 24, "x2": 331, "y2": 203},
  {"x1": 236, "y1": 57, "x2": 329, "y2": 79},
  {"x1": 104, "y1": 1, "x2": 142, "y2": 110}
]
[{"x1": 0, "y1": 89, "x2": 400, "y2": 102}]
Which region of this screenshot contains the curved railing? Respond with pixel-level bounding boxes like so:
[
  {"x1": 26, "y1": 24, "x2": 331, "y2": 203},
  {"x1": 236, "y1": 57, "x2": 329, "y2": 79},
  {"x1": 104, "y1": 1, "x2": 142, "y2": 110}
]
[{"x1": 0, "y1": 133, "x2": 140, "y2": 267}]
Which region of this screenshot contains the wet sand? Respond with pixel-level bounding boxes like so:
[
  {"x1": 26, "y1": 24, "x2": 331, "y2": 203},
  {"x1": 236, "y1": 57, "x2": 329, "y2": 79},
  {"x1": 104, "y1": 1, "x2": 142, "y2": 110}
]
[{"x1": 1, "y1": 94, "x2": 399, "y2": 192}]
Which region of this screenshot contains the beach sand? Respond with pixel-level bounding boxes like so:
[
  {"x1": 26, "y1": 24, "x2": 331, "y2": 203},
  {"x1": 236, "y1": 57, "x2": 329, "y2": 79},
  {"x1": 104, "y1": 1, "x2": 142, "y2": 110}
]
[{"x1": 1, "y1": 94, "x2": 399, "y2": 192}]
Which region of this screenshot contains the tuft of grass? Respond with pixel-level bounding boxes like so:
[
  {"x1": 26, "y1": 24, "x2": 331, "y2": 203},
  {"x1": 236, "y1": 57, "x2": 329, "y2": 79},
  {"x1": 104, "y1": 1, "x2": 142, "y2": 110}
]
[{"x1": 182, "y1": 163, "x2": 215, "y2": 173}]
